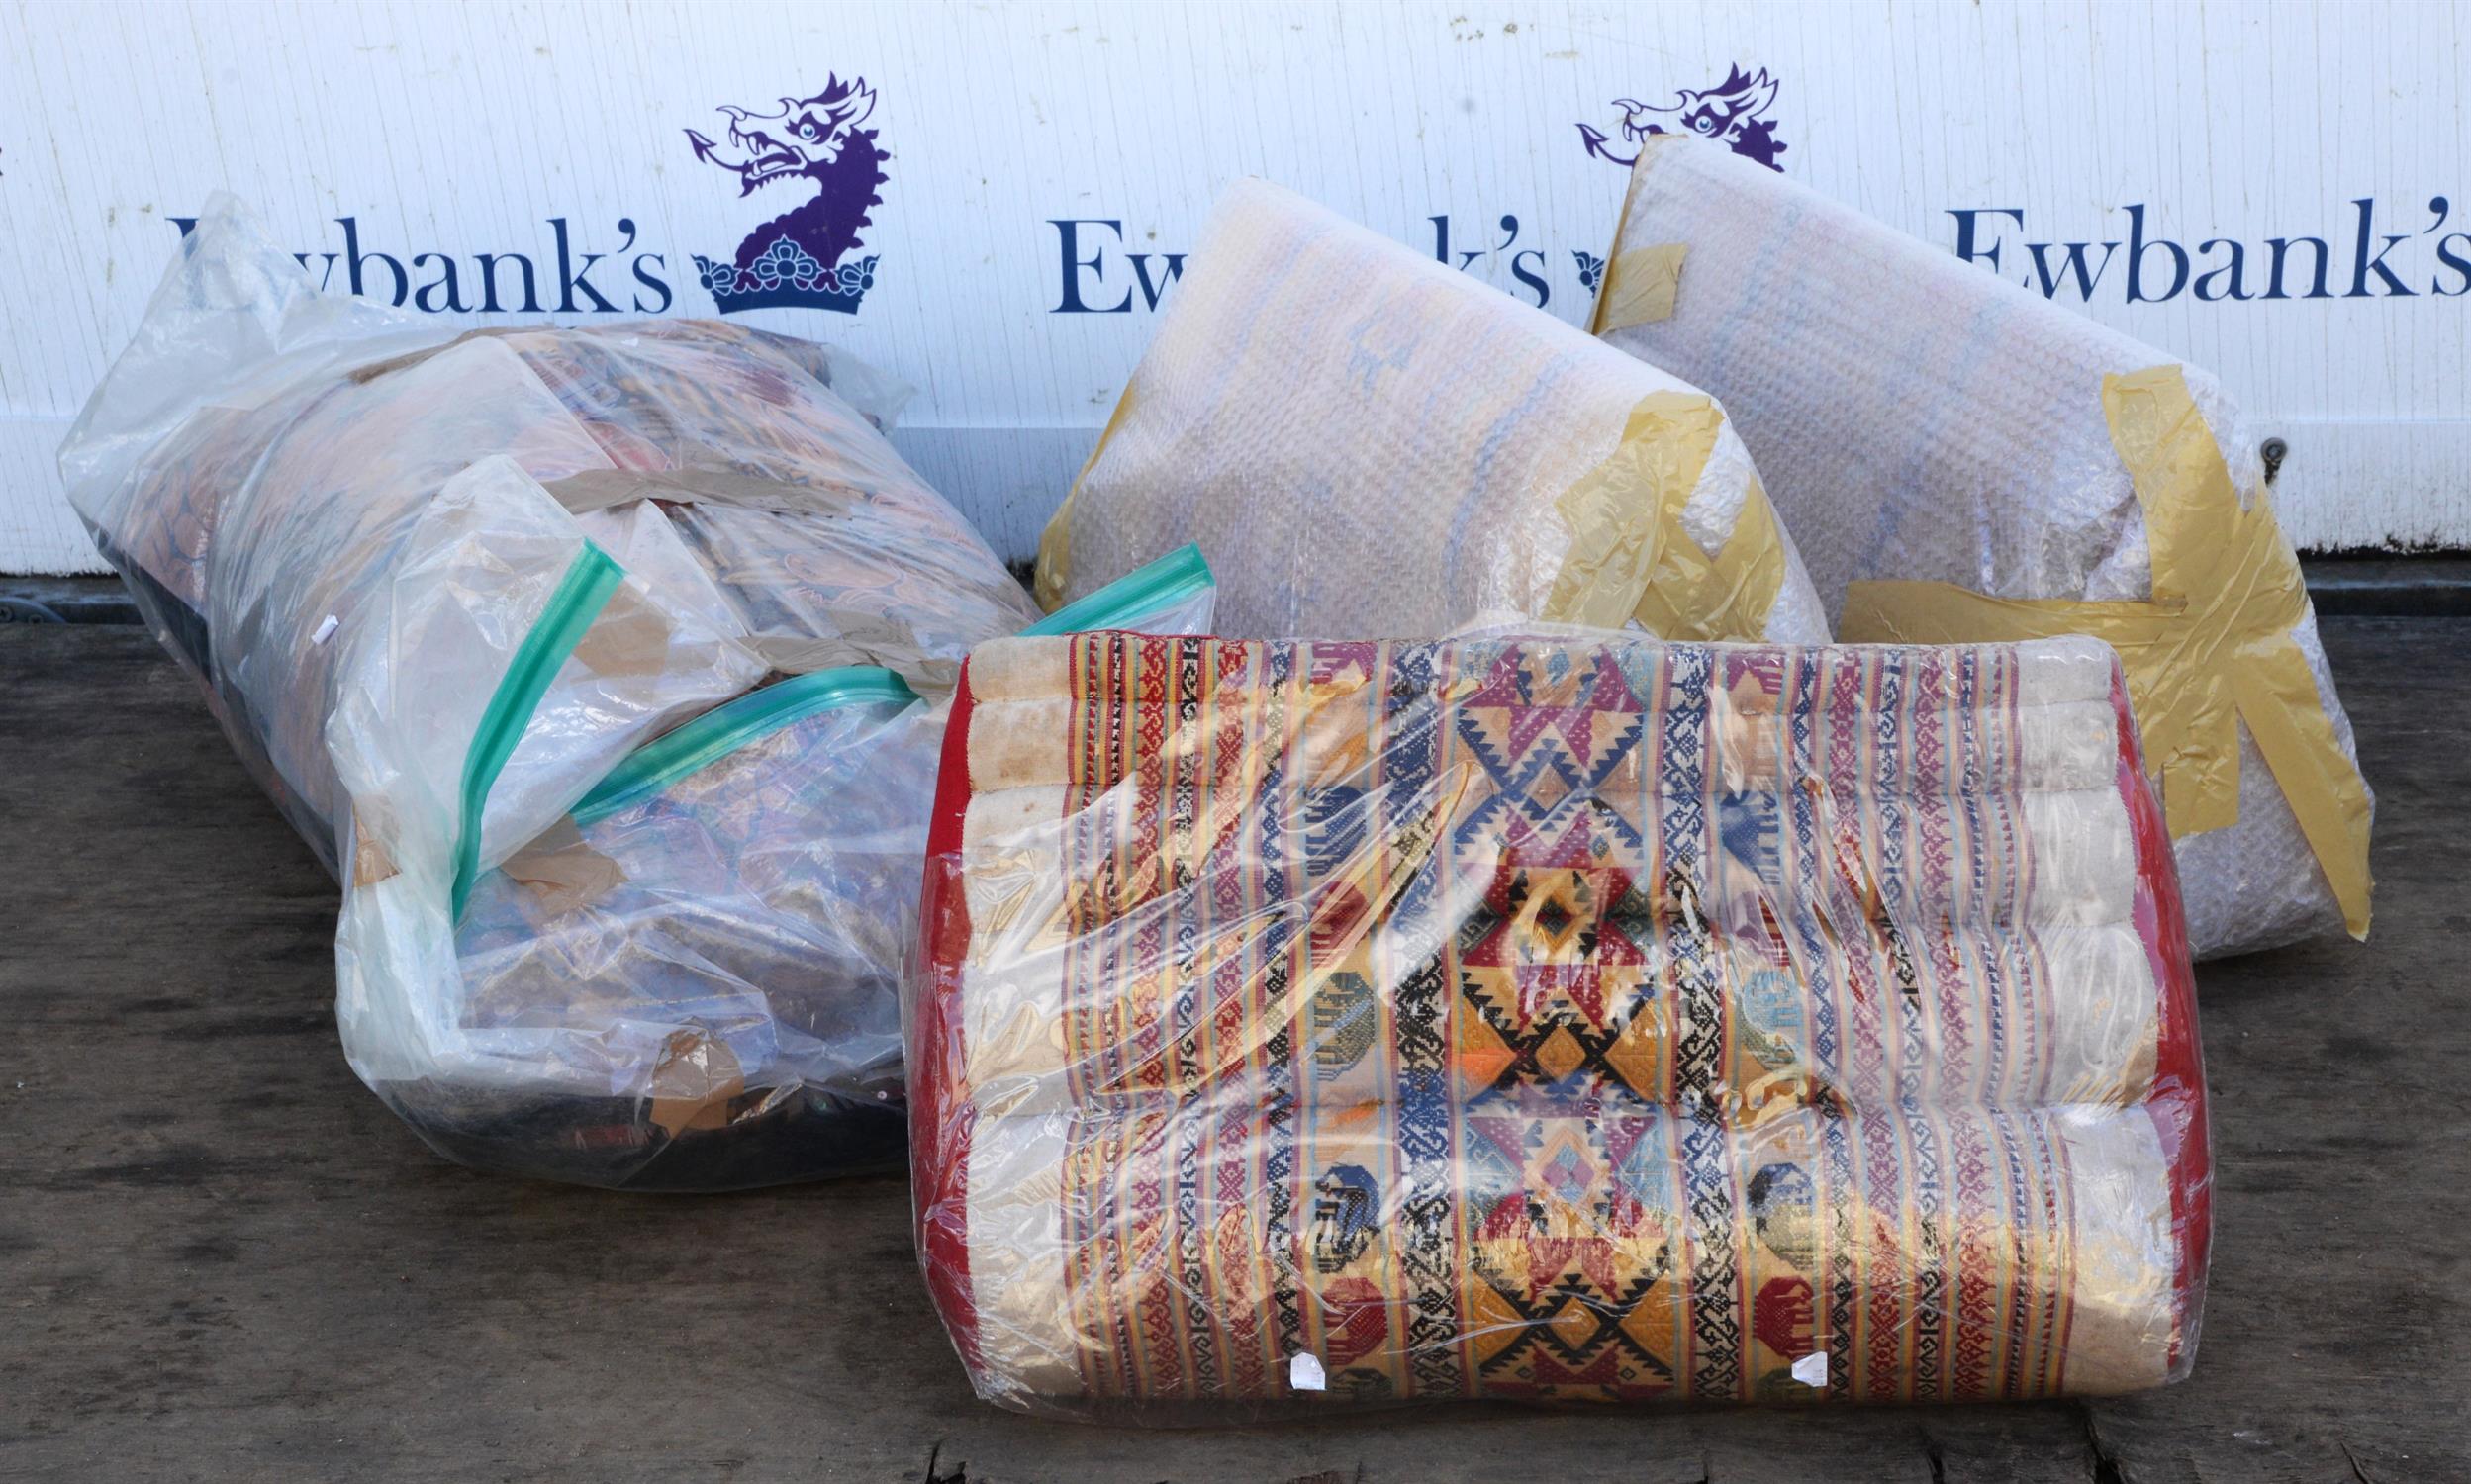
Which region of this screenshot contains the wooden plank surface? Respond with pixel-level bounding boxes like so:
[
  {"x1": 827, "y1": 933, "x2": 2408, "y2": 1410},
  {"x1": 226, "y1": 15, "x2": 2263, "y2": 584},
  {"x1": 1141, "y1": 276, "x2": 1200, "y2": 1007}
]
[{"x1": 1, "y1": 617, "x2": 2463, "y2": 1482}]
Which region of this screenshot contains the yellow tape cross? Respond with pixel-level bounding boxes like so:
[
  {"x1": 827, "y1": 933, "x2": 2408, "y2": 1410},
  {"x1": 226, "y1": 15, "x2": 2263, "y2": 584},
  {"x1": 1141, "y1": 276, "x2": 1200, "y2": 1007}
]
[
  {"x1": 1543, "y1": 392, "x2": 1788, "y2": 642},
  {"x1": 1840, "y1": 364, "x2": 2371, "y2": 938}
]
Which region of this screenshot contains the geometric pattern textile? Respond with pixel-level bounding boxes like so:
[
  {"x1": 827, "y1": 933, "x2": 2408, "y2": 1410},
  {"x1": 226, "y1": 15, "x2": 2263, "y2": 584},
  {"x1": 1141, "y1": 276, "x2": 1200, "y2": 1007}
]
[{"x1": 914, "y1": 630, "x2": 2210, "y2": 1418}]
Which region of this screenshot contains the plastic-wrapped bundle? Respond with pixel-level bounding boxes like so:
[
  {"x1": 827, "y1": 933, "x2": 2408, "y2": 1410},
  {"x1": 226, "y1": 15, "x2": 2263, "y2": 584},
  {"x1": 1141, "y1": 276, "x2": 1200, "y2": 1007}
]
[
  {"x1": 1588, "y1": 136, "x2": 2371, "y2": 959},
  {"x1": 62, "y1": 202, "x2": 1029, "y2": 868},
  {"x1": 1033, "y1": 179, "x2": 1831, "y2": 648},
  {"x1": 913, "y1": 629, "x2": 2210, "y2": 1419},
  {"x1": 429, "y1": 665, "x2": 940, "y2": 1186},
  {"x1": 60, "y1": 196, "x2": 1214, "y2": 1188},
  {"x1": 416, "y1": 546, "x2": 1210, "y2": 1189}
]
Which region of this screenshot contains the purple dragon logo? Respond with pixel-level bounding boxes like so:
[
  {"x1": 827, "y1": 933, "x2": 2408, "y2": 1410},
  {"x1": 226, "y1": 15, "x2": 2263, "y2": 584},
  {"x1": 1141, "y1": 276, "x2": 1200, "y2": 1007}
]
[
  {"x1": 686, "y1": 74, "x2": 889, "y2": 314},
  {"x1": 1577, "y1": 64, "x2": 1788, "y2": 172}
]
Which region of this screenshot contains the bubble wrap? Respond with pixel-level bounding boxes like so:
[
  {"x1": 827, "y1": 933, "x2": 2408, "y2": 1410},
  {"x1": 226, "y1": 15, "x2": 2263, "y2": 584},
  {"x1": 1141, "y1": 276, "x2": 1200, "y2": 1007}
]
[
  {"x1": 1591, "y1": 137, "x2": 2370, "y2": 959},
  {"x1": 1035, "y1": 178, "x2": 1829, "y2": 647}
]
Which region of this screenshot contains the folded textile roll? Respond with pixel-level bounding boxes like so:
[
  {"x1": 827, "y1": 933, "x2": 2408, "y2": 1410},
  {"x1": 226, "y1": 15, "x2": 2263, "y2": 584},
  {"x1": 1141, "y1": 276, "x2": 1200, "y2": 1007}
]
[
  {"x1": 1033, "y1": 179, "x2": 1830, "y2": 647},
  {"x1": 959, "y1": 1102, "x2": 2184, "y2": 1407},
  {"x1": 950, "y1": 633, "x2": 2168, "y2": 1116},
  {"x1": 1587, "y1": 136, "x2": 2371, "y2": 959},
  {"x1": 913, "y1": 630, "x2": 2210, "y2": 1418}
]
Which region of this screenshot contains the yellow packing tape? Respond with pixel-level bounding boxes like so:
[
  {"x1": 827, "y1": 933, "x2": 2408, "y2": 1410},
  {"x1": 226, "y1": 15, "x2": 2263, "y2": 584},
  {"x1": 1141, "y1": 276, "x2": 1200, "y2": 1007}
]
[
  {"x1": 1043, "y1": 338, "x2": 1786, "y2": 644},
  {"x1": 1543, "y1": 392, "x2": 1788, "y2": 641},
  {"x1": 1033, "y1": 383, "x2": 1144, "y2": 612},
  {"x1": 1840, "y1": 364, "x2": 2372, "y2": 938},
  {"x1": 1589, "y1": 243, "x2": 1689, "y2": 336},
  {"x1": 1588, "y1": 135, "x2": 1682, "y2": 340}
]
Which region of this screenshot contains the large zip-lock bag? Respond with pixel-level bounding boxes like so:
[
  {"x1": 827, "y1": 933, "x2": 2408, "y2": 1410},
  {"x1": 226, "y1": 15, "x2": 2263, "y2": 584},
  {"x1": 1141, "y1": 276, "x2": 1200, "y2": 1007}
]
[{"x1": 60, "y1": 197, "x2": 1213, "y2": 1189}]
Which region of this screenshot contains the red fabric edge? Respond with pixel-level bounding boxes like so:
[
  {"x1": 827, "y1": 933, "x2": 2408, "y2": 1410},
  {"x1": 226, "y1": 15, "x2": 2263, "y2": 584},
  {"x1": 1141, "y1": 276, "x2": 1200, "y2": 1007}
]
[
  {"x1": 912, "y1": 652, "x2": 985, "y2": 1380},
  {"x1": 2108, "y1": 656, "x2": 2212, "y2": 1375}
]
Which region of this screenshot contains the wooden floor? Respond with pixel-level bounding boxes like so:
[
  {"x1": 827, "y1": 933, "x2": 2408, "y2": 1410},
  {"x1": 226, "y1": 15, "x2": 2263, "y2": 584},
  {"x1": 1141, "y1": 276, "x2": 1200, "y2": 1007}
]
[{"x1": 3, "y1": 617, "x2": 2463, "y2": 1483}]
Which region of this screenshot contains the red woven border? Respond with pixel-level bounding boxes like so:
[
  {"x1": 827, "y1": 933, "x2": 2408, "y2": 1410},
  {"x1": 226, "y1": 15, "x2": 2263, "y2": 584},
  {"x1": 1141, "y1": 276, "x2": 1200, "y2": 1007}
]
[
  {"x1": 2107, "y1": 658, "x2": 2212, "y2": 1372},
  {"x1": 912, "y1": 653, "x2": 985, "y2": 1378}
]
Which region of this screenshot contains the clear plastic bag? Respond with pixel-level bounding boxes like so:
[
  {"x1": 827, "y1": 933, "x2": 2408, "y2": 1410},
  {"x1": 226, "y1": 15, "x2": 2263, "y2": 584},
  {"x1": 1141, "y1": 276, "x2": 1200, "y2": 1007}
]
[
  {"x1": 1590, "y1": 137, "x2": 2371, "y2": 959},
  {"x1": 60, "y1": 195, "x2": 1215, "y2": 1188},
  {"x1": 60, "y1": 196, "x2": 1030, "y2": 870},
  {"x1": 913, "y1": 628, "x2": 2209, "y2": 1419},
  {"x1": 1034, "y1": 179, "x2": 1831, "y2": 649},
  {"x1": 367, "y1": 540, "x2": 1208, "y2": 1190}
]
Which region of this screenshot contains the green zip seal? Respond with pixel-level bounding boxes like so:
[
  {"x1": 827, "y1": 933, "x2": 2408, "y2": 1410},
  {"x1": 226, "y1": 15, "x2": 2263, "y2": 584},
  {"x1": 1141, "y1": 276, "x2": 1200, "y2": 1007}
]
[
  {"x1": 570, "y1": 665, "x2": 916, "y2": 827},
  {"x1": 1020, "y1": 541, "x2": 1209, "y2": 637},
  {"x1": 448, "y1": 543, "x2": 625, "y2": 918},
  {"x1": 549, "y1": 541, "x2": 1214, "y2": 838}
]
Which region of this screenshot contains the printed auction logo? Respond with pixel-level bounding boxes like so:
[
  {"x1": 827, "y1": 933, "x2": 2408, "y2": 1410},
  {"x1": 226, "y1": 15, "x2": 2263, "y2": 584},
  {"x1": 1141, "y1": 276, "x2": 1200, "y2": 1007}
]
[
  {"x1": 684, "y1": 74, "x2": 889, "y2": 314},
  {"x1": 1576, "y1": 64, "x2": 1788, "y2": 172},
  {"x1": 1571, "y1": 65, "x2": 1788, "y2": 292}
]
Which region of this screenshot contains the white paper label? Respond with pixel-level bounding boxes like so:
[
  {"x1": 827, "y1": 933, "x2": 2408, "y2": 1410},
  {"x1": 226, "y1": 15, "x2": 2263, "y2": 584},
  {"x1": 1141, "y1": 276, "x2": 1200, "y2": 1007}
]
[
  {"x1": 1792, "y1": 1351, "x2": 1829, "y2": 1387},
  {"x1": 310, "y1": 614, "x2": 339, "y2": 645},
  {"x1": 1288, "y1": 1352, "x2": 1327, "y2": 1392}
]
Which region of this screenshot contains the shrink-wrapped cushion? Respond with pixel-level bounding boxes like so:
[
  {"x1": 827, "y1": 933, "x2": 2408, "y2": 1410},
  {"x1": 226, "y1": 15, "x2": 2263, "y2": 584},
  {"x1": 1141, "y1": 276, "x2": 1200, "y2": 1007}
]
[
  {"x1": 1590, "y1": 136, "x2": 2370, "y2": 958},
  {"x1": 913, "y1": 629, "x2": 2209, "y2": 1418},
  {"x1": 1035, "y1": 179, "x2": 1829, "y2": 648}
]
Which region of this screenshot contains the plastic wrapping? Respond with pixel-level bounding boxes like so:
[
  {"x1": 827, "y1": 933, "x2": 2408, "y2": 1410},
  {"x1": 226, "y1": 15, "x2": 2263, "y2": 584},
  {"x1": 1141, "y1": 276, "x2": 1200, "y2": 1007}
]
[
  {"x1": 60, "y1": 196, "x2": 1214, "y2": 1188},
  {"x1": 60, "y1": 197, "x2": 1030, "y2": 870},
  {"x1": 345, "y1": 534, "x2": 1207, "y2": 1190},
  {"x1": 1033, "y1": 179, "x2": 1831, "y2": 649},
  {"x1": 913, "y1": 628, "x2": 2209, "y2": 1419},
  {"x1": 445, "y1": 674, "x2": 934, "y2": 1183},
  {"x1": 1589, "y1": 136, "x2": 2371, "y2": 959}
]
